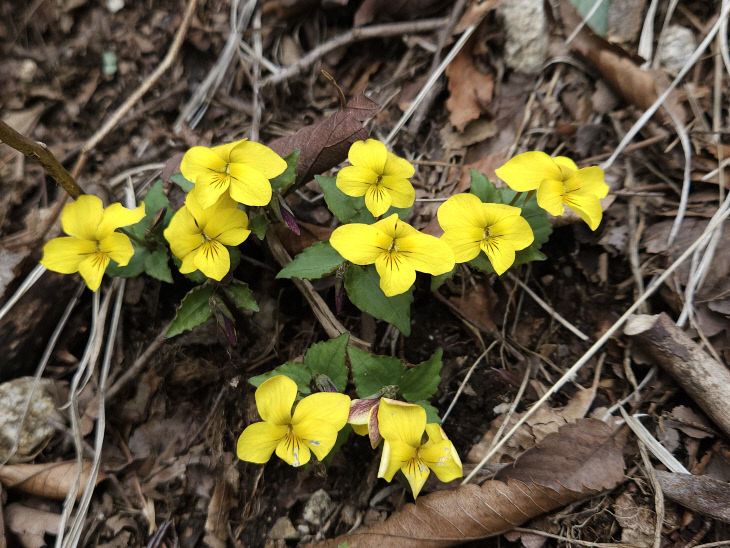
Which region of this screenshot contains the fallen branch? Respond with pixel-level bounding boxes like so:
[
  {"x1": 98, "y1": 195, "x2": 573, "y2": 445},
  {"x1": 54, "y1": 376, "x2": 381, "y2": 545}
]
[{"x1": 625, "y1": 313, "x2": 730, "y2": 437}]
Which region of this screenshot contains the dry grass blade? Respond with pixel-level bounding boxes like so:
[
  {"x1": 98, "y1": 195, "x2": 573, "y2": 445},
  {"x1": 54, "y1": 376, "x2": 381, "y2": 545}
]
[
  {"x1": 320, "y1": 419, "x2": 624, "y2": 547},
  {"x1": 0, "y1": 461, "x2": 105, "y2": 501}
]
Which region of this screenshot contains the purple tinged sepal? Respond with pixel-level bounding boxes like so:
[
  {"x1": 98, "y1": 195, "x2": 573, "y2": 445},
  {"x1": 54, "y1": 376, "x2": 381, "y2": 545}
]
[
  {"x1": 279, "y1": 200, "x2": 300, "y2": 235},
  {"x1": 313, "y1": 373, "x2": 338, "y2": 393}
]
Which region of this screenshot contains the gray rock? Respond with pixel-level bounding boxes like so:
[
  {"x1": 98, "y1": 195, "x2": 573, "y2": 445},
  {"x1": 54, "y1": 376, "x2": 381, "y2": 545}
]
[
  {"x1": 302, "y1": 489, "x2": 334, "y2": 526},
  {"x1": 268, "y1": 516, "x2": 298, "y2": 540},
  {"x1": 0, "y1": 377, "x2": 64, "y2": 463},
  {"x1": 497, "y1": 0, "x2": 549, "y2": 74},
  {"x1": 658, "y1": 25, "x2": 696, "y2": 74}
]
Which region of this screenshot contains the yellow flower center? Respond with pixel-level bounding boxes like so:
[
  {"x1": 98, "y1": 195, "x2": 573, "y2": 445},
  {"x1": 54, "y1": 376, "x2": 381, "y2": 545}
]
[
  {"x1": 387, "y1": 239, "x2": 399, "y2": 253},
  {"x1": 283, "y1": 426, "x2": 303, "y2": 467},
  {"x1": 483, "y1": 227, "x2": 491, "y2": 240},
  {"x1": 224, "y1": 163, "x2": 231, "y2": 175}
]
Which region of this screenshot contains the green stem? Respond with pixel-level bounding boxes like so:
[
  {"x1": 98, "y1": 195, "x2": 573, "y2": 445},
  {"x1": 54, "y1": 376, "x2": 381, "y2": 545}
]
[
  {"x1": 522, "y1": 189, "x2": 536, "y2": 206},
  {"x1": 508, "y1": 191, "x2": 525, "y2": 206},
  {"x1": 119, "y1": 227, "x2": 146, "y2": 247}
]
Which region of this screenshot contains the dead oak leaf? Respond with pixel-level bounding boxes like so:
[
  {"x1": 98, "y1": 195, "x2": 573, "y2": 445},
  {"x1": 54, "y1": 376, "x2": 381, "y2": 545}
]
[{"x1": 446, "y1": 38, "x2": 494, "y2": 132}]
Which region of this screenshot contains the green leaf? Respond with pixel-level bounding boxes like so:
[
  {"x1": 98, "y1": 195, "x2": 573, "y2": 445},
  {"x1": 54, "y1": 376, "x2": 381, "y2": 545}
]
[
  {"x1": 137, "y1": 181, "x2": 174, "y2": 235},
  {"x1": 249, "y1": 212, "x2": 269, "y2": 240},
  {"x1": 414, "y1": 401, "x2": 441, "y2": 424},
  {"x1": 569, "y1": 0, "x2": 608, "y2": 36},
  {"x1": 224, "y1": 280, "x2": 259, "y2": 311},
  {"x1": 316, "y1": 175, "x2": 367, "y2": 223},
  {"x1": 170, "y1": 173, "x2": 194, "y2": 192},
  {"x1": 398, "y1": 348, "x2": 442, "y2": 402},
  {"x1": 270, "y1": 150, "x2": 300, "y2": 193},
  {"x1": 303, "y1": 333, "x2": 349, "y2": 392},
  {"x1": 469, "y1": 169, "x2": 501, "y2": 203},
  {"x1": 107, "y1": 249, "x2": 148, "y2": 277},
  {"x1": 345, "y1": 265, "x2": 413, "y2": 336},
  {"x1": 430, "y1": 266, "x2": 455, "y2": 291},
  {"x1": 348, "y1": 346, "x2": 405, "y2": 398},
  {"x1": 167, "y1": 285, "x2": 214, "y2": 337},
  {"x1": 467, "y1": 252, "x2": 495, "y2": 275},
  {"x1": 249, "y1": 362, "x2": 312, "y2": 394},
  {"x1": 276, "y1": 241, "x2": 344, "y2": 280},
  {"x1": 519, "y1": 194, "x2": 552, "y2": 250},
  {"x1": 144, "y1": 249, "x2": 173, "y2": 282},
  {"x1": 513, "y1": 246, "x2": 547, "y2": 267}
]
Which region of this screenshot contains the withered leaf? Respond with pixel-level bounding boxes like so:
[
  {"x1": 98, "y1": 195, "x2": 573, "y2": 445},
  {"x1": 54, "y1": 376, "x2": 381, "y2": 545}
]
[
  {"x1": 655, "y1": 470, "x2": 730, "y2": 523},
  {"x1": 268, "y1": 94, "x2": 379, "y2": 188},
  {"x1": 558, "y1": 0, "x2": 686, "y2": 124},
  {"x1": 445, "y1": 37, "x2": 494, "y2": 132},
  {"x1": 0, "y1": 460, "x2": 106, "y2": 500},
  {"x1": 320, "y1": 419, "x2": 624, "y2": 547}
]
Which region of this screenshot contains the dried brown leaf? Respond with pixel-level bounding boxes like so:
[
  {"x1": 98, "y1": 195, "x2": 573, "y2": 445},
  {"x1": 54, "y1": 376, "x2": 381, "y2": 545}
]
[
  {"x1": 6, "y1": 503, "x2": 62, "y2": 548},
  {"x1": 268, "y1": 94, "x2": 379, "y2": 187},
  {"x1": 558, "y1": 0, "x2": 686, "y2": 124},
  {"x1": 445, "y1": 38, "x2": 494, "y2": 132},
  {"x1": 320, "y1": 419, "x2": 624, "y2": 547},
  {"x1": 655, "y1": 470, "x2": 730, "y2": 523},
  {"x1": 0, "y1": 460, "x2": 105, "y2": 500}
]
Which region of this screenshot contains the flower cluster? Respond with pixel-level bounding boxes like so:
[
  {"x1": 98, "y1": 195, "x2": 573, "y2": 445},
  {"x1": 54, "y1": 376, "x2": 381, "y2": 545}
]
[{"x1": 237, "y1": 375, "x2": 462, "y2": 499}]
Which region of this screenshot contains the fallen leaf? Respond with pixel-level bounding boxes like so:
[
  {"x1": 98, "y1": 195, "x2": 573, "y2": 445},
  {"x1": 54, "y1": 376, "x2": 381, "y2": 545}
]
[
  {"x1": 320, "y1": 419, "x2": 624, "y2": 547},
  {"x1": 613, "y1": 492, "x2": 655, "y2": 548},
  {"x1": 467, "y1": 383, "x2": 597, "y2": 463},
  {"x1": 203, "y1": 456, "x2": 239, "y2": 548},
  {"x1": 655, "y1": 470, "x2": 730, "y2": 523},
  {"x1": 6, "y1": 503, "x2": 62, "y2": 548},
  {"x1": 447, "y1": 280, "x2": 497, "y2": 331},
  {"x1": 445, "y1": 36, "x2": 494, "y2": 131},
  {"x1": 354, "y1": 0, "x2": 443, "y2": 26},
  {"x1": 440, "y1": 118, "x2": 498, "y2": 149},
  {"x1": 268, "y1": 94, "x2": 379, "y2": 187},
  {"x1": 0, "y1": 460, "x2": 105, "y2": 500}
]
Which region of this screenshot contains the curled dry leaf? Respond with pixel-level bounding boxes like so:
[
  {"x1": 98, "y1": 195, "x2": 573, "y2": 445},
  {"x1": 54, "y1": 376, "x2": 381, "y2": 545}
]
[
  {"x1": 0, "y1": 460, "x2": 105, "y2": 500},
  {"x1": 319, "y1": 419, "x2": 624, "y2": 547},
  {"x1": 655, "y1": 470, "x2": 730, "y2": 523},
  {"x1": 6, "y1": 503, "x2": 62, "y2": 548},
  {"x1": 558, "y1": 0, "x2": 686, "y2": 124},
  {"x1": 268, "y1": 93, "x2": 379, "y2": 188},
  {"x1": 445, "y1": 36, "x2": 494, "y2": 132}
]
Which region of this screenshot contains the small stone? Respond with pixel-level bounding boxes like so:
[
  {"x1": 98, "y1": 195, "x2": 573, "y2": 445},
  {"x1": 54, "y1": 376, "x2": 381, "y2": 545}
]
[
  {"x1": 105, "y1": 0, "x2": 124, "y2": 13},
  {"x1": 268, "y1": 516, "x2": 298, "y2": 540},
  {"x1": 302, "y1": 489, "x2": 334, "y2": 526},
  {"x1": 497, "y1": 0, "x2": 548, "y2": 74},
  {"x1": 657, "y1": 25, "x2": 696, "y2": 74},
  {"x1": 0, "y1": 377, "x2": 64, "y2": 463}
]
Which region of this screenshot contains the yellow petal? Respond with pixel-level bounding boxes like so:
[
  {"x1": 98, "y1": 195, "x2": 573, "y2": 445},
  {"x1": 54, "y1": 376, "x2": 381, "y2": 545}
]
[
  {"x1": 96, "y1": 203, "x2": 145, "y2": 238},
  {"x1": 553, "y1": 156, "x2": 578, "y2": 179},
  {"x1": 61, "y1": 195, "x2": 103, "y2": 240},
  {"x1": 190, "y1": 176, "x2": 230, "y2": 209},
  {"x1": 204, "y1": 207, "x2": 250, "y2": 246},
  {"x1": 481, "y1": 203, "x2": 524, "y2": 227},
  {"x1": 179, "y1": 252, "x2": 198, "y2": 274},
  {"x1": 228, "y1": 140, "x2": 287, "y2": 179},
  {"x1": 164, "y1": 207, "x2": 203, "y2": 260},
  {"x1": 348, "y1": 139, "x2": 387, "y2": 174},
  {"x1": 380, "y1": 176, "x2": 415, "y2": 209},
  {"x1": 236, "y1": 421, "x2": 287, "y2": 463},
  {"x1": 40, "y1": 237, "x2": 96, "y2": 274},
  {"x1": 377, "y1": 398, "x2": 425, "y2": 446},
  {"x1": 563, "y1": 192, "x2": 604, "y2": 231},
  {"x1": 441, "y1": 227, "x2": 484, "y2": 263},
  {"x1": 275, "y1": 432, "x2": 312, "y2": 467},
  {"x1": 228, "y1": 163, "x2": 273, "y2": 206},
  {"x1": 365, "y1": 185, "x2": 392, "y2": 217},
  {"x1": 210, "y1": 139, "x2": 248, "y2": 163},
  {"x1": 489, "y1": 215, "x2": 534, "y2": 251},
  {"x1": 193, "y1": 240, "x2": 230, "y2": 280},
  {"x1": 330, "y1": 223, "x2": 389, "y2": 265},
  {"x1": 402, "y1": 457, "x2": 431, "y2": 499},
  {"x1": 98, "y1": 232, "x2": 135, "y2": 266},
  {"x1": 336, "y1": 166, "x2": 377, "y2": 197},
  {"x1": 494, "y1": 151, "x2": 563, "y2": 192},
  {"x1": 481, "y1": 238, "x2": 516, "y2": 275},
  {"x1": 536, "y1": 179, "x2": 566, "y2": 216},
  {"x1": 437, "y1": 193, "x2": 489, "y2": 231},
  {"x1": 383, "y1": 151, "x2": 415, "y2": 179},
  {"x1": 373, "y1": 213, "x2": 416, "y2": 240},
  {"x1": 292, "y1": 419, "x2": 341, "y2": 461},
  {"x1": 378, "y1": 439, "x2": 417, "y2": 482},
  {"x1": 396, "y1": 232, "x2": 455, "y2": 276},
  {"x1": 565, "y1": 166, "x2": 608, "y2": 198},
  {"x1": 255, "y1": 375, "x2": 297, "y2": 426},
  {"x1": 375, "y1": 252, "x2": 416, "y2": 296},
  {"x1": 352, "y1": 423, "x2": 369, "y2": 436},
  {"x1": 181, "y1": 145, "x2": 227, "y2": 181},
  {"x1": 78, "y1": 252, "x2": 110, "y2": 291},
  {"x1": 292, "y1": 392, "x2": 351, "y2": 430},
  {"x1": 419, "y1": 439, "x2": 463, "y2": 483}
]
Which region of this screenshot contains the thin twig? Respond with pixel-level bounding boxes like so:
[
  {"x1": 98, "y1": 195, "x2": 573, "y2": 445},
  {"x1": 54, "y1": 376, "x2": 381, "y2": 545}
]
[
  {"x1": 264, "y1": 18, "x2": 446, "y2": 86},
  {"x1": 441, "y1": 344, "x2": 494, "y2": 423},
  {"x1": 0, "y1": 121, "x2": 83, "y2": 198},
  {"x1": 512, "y1": 528, "x2": 628, "y2": 548},
  {"x1": 638, "y1": 441, "x2": 665, "y2": 548}
]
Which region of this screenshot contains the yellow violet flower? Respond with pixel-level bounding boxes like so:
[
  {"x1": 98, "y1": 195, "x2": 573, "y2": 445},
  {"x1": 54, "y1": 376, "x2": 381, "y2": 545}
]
[
  {"x1": 40, "y1": 195, "x2": 144, "y2": 291},
  {"x1": 180, "y1": 138, "x2": 287, "y2": 209},
  {"x1": 236, "y1": 375, "x2": 351, "y2": 467},
  {"x1": 437, "y1": 193, "x2": 533, "y2": 275},
  {"x1": 164, "y1": 192, "x2": 250, "y2": 281},
  {"x1": 330, "y1": 213, "x2": 454, "y2": 297},
  {"x1": 336, "y1": 139, "x2": 416, "y2": 217},
  {"x1": 494, "y1": 151, "x2": 609, "y2": 230},
  {"x1": 377, "y1": 398, "x2": 462, "y2": 499}
]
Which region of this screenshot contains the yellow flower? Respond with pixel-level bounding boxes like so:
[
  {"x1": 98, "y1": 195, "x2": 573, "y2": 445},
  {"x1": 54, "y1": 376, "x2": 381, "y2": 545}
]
[
  {"x1": 437, "y1": 193, "x2": 533, "y2": 275},
  {"x1": 330, "y1": 213, "x2": 454, "y2": 297},
  {"x1": 377, "y1": 398, "x2": 462, "y2": 499},
  {"x1": 236, "y1": 375, "x2": 351, "y2": 467},
  {"x1": 180, "y1": 138, "x2": 287, "y2": 209},
  {"x1": 163, "y1": 192, "x2": 250, "y2": 281},
  {"x1": 40, "y1": 195, "x2": 144, "y2": 291},
  {"x1": 336, "y1": 139, "x2": 416, "y2": 217},
  {"x1": 494, "y1": 151, "x2": 609, "y2": 230}
]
